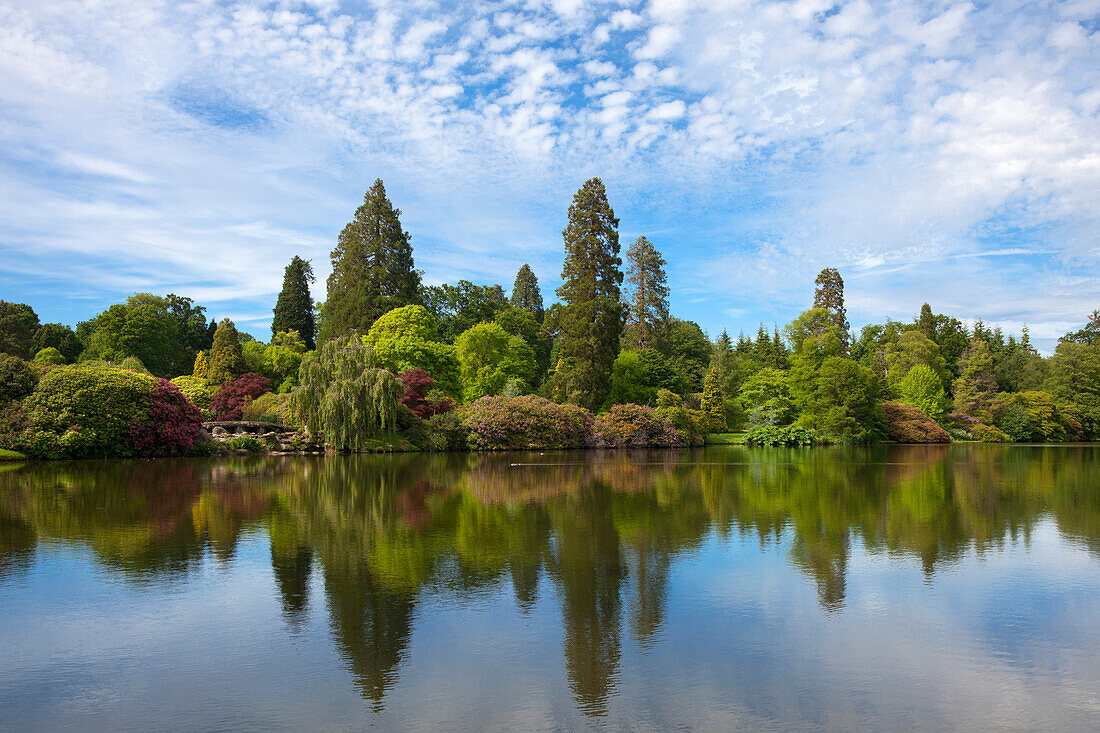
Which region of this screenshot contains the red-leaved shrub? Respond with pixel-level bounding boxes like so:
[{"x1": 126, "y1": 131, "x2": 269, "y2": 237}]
[
  {"x1": 881, "y1": 402, "x2": 950, "y2": 443},
  {"x1": 398, "y1": 368, "x2": 452, "y2": 419},
  {"x1": 211, "y1": 373, "x2": 272, "y2": 420}
]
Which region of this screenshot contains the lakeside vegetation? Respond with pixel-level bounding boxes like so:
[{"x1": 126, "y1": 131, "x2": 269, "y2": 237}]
[{"x1": 1, "y1": 177, "x2": 1098, "y2": 458}]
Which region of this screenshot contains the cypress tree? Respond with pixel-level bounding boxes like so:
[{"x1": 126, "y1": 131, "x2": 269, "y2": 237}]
[
  {"x1": 622, "y1": 236, "x2": 670, "y2": 353},
  {"x1": 320, "y1": 179, "x2": 421, "y2": 343},
  {"x1": 813, "y1": 267, "x2": 850, "y2": 348},
  {"x1": 918, "y1": 302, "x2": 935, "y2": 339},
  {"x1": 510, "y1": 264, "x2": 544, "y2": 321},
  {"x1": 701, "y1": 368, "x2": 727, "y2": 432},
  {"x1": 550, "y1": 178, "x2": 623, "y2": 410},
  {"x1": 272, "y1": 256, "x2": 317, "y2": 349},
  {"x1": 207, "y1": 318, "x2": 245, "y2": 385},
  {"x1": 192, "y1": 351, "x2": 208, "y2": 379}
]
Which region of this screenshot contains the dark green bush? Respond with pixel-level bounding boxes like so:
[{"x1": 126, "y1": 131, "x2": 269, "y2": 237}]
[
  {"x1": 0, "y1": 355, "x2": 37, "y2": 404},
  {"x1": 744, "y1": 424, "x2": 819, "y2": 446},
  {"x1": 997, "y1": 403, "x2": 1035, "y2": 442}
]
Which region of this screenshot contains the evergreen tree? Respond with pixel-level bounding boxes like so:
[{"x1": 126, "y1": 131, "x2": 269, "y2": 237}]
[
  {"x1": 272, "y1": 256, "x2": 317, "y2": 349},
  {"x1": 510, "y1": 264, "x2": 544, "y2": 321},
  {"x1": 193, "y1": 351, "x2": 208, "y2": 380},
  {"x1": 709, "y1": 329, "x2": 740, "y2": 398},
  {"x1": 622, "y1": 236, "x2": 670, "y2": 353},
  {"x1": 918, "y1": 303, "x2": 935, "y2": 338},
  {"x1": 321, "y1": 179, "x2": 421, "y2": 342},
  {"x1": 550, "y1": 178, "x2": 623, "y2": 410},
  {"x1": 813, "y1": 268, "x2": 850, "y2": 349},
  {"x1": 701, "y1": 368, "x2": 727, "y2": 432},
  {"x1": 207, "y1": 318, "x2": 245, "y2": 385}
]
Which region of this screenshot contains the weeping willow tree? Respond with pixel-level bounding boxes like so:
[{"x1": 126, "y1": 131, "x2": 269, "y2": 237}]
[{"x1": 290, "y1": 334, "x2": 402, "y2": 451}]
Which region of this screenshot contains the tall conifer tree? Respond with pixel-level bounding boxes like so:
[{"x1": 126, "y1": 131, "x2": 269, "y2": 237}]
[
  {"x1": 550, "y1": 178, "x2": 623, "y2": 410},
  {"x1": 320, "y1": 179, "x2": 421, "y2": 342},
  {"x1": 622, "y1": 236, "x2": 670, "y2": 353},
  {"x1": 510, "y1": 264, "x2": 544, "y2": 321},
  {"x1": 813, "y1": 267, "x2": 850, "y2": 349},
  {"x1": 207, "y1": 318, "x2": 245, "y2": 385},
  {"x1": 272, "y1": 256, "x2": 317, "y2": 349}
]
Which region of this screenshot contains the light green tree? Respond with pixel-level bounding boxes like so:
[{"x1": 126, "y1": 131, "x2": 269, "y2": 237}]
[
  {"x1": 898, "y1": 364, "x2": 947, "y2": 419},
  {"x1": 454, "y1": 322, "x2": 535, "y2": 403}
]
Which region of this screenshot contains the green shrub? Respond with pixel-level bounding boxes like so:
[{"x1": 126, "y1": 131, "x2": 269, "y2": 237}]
[
  {"x1": 241, "y1": 391, "x2": 299, "y2": 427},
  {"x1": 34, "y1": 347, "x2": 66, "y2": 365},
  {"x1": 744, "y1": 424, "x2": 819, "y2": 446},
  {"x1": 972, "y1": 423, "x2": 1012, "y2": 443},
  {"x1": 0, "y1": 355, "x2": 37, "y2": 404},
  {"x1": 221, "y1": 435, "x2": 266, "y2": 453},
  {"x1": 171, "y1": 375, "x2": 212, "y2": 409},
  {"x1": 424, "y1": 411, "x2": 468, "y2": 451},
  {"x1": 997, "y1": 403, "x2": 1035, "y2": 442}
]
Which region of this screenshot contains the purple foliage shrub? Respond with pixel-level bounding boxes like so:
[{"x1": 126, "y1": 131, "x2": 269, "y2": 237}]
[{"x1": 211, "y1": 372, "x2": 272, "y2": 420}]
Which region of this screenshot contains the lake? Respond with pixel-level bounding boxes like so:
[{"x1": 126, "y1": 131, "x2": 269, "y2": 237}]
[{"x1": 1, "y1": 445, "x2": 1098, "y2": 731}]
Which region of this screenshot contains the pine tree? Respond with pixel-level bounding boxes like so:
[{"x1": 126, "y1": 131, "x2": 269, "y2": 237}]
[
  {"x1": 701, "y1": 368, "x2": 727, "y2": 432},
  {"x1": 510, "y1": 264, "x2": 544, "y2": 321},
  {"x1": 550, "y1": 178, "x2": 623, "y2": 410},
  {"x1": 813, "y1": 267, "x2": 850, "y2": 349},
  {"x1": 272, "y1": 256, "x2": 317, "y2": 349},
  {"x1": 918, "y1": 303, "x2": 935, "y2": 339},
  {"x1": 622, "y1": 236, "x2": 670, "y2": 353},
  {"x1": 192, "y1": 350, "x2": 208, "y2": 380},
  {"x1": 320, "y1": 179, "x2": 421, "y2": 343},
  {"x1": 207, "y1": 318, "x2": 245, "y2": 385},
  {"x1": 709, "y1": 329, "x2": 740, "y2": 398}
]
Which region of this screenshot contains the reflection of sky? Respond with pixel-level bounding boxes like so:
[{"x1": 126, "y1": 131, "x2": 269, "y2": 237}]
[{"x1": 2, "y1": 518, "x2": 1098, "y2": 731}]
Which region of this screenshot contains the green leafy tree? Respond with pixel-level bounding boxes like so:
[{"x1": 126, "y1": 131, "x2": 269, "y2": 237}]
[
  {"x1": 192, "y1": 351, "x2": 208, "y2": 380},
  {"x1": 207, "y1": 318, "x2": 246, "y2": 385},
  {"x1": 885, "y1": 331, "x2": 947, "y2": 390},
  {"x1": 362, "y1": 305, "x2": 461, "y2": 398},
  {"x1": 796, "y1": 356, "x2": 880, "y2": 443},
  {"x1": 423, "y1": 280, "x2": 508, "y2": 343},
  {"x1": 951, "y1": 339, "x2": 997, "y2": 421},
  {"x1": 918, "y1": 303, "x2": 935, "y2": 338},
  {"x1": 898, "y1": 364, "x2": 947, "y2": 419},
  {"x1": 494, "y1": 306, "x2": 551, "y2": 386},
  {"x1": 549, "y1": 178, "x2": 623, "y2": 410},
  {"x1": 34, "y1": 347, "x2": 66, "y2": 366},
  {"x1": 510, "y1": 264, "x2": 544, "y2": 321},
  {"x1": 638, "y1": 348, "x2": 683, "y2": 395},
  {"x1": 605, "y1": 350, "x2": 652, "y2": 407},
  {"x1": 1061, "y1": 310, "x2": 1100, "y2": 346},
  {"x1": 701, "y1": 368, "x2": 727, "y2": 432},
  {"x1": 321, "y1": 179, "x2": 421, "y2": 342},
  {"x1": 0, "y1": 301, "x2": 40, "y2": 359},
  {"x1": 78, "y1": 294, "x2": 208, "y2": 377},
  {"x1": 668, "y1": 318, "x2": 712, "y2": 393},
  {"x1": 454, "y1": 322, "x2": 536, "y2": 402},
  {"x1": 291, "y1": 335, "x2": 401, "y2": 450},
  {"x1": 813, "y1": 268, "x2": 850, "y2": 349},
  {"x1": 33, "y1": 323, "x2": 83, "y2": 363},
  {"x1": 272, "y1": 256, "x2": 317, "y2": 349},
  {"x1": 622, "y1": 236, "x2": 670, "y2": 353},
  {"x1": 739, "y1": 368, "x2": 795, "y2": 426}
]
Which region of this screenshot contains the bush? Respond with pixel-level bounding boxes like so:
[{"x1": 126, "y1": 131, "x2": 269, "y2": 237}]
[
  {"x1": 424, "y1": 411, "x2": 469, "y2": 451},
  {"x1": 398, "y1": 367, "x2": 452, "y2": 419},
  {"x1": 241, "y1": 391, "x2": 299, "y2": 427},
  {"x1": 119, "y1": 355, "x2": 150, "y2": 373},
  {"x1": 34, "y1": 347, "x2": 66, "y2": 365},
  {"x1": 462, "y1": 395, "x2": 594, "y2": 450},
  {"x1": 996, "y1": 402, "x2": 1034, "y2": 442},
  {"x1": 0, "y1": 355, "x2": 37, "y2": 404},
  {"x1": 972, "y1": 423, "x2": 1011, "y2": 443},
  {"x1": 210, "y1": 373, "x2": 272, "y2": 420},
  {"x1": 221, "y1": 435, "x2": 266, "y2": 453},
  {"x1": 595, "y1": 403, "x2": 684, "y2": 448},
  {"x1": 171, "y1": 375, "x2": 212, "y2": 409},
  {"x1": 880, "y1": 402, "x2": 950, "y2": 443},
  {"x1": 744, "y1": 425, "x2": 819, "y2": 446},
  {"x1": 16, "y1": 365, "x2": 201, "y2": 458}
]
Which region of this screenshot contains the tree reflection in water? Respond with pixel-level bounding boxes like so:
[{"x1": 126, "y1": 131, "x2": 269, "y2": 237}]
[{"x1": 1, "y1": 446, "x2": 1098, "y2": 715}]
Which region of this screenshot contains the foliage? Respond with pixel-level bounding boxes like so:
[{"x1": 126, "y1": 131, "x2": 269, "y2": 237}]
[
  {"x1": 454, "y1": 321, "x2": 535, "y2": 402},
  {"x1": 667, "y1": 318, "x2": 712, "y2": 393},
  {"x1": 120, "y1": 355, "x2": 150, "y2": 374},
  {"x1": 242, "y1": 330, "x2": 309, "y2": 392},
  {"x1": 206, "y1": 318, "x2": 246, "y2": 385},
  {"x1": 622, "y1": 236, "x2": 670, "y2": 352},
  {"x1": 744, "y1": 425, "x2": 819, "y2": 446},
  {"x1": 708, "y1": 330, "x2": 740, "y2": 402},
  {"x1": 15, "y1": 365, "x2": 200, "y2": 458},
  {"x1": 241, "y1": 391, "x2": 300, "y2": 427},
  {"x1": 813, "y1": 268, "x2": 849, "y2": 349},
  {"x1": 994, "y1": 391, "x2": 1072, "y2": 442},
  {"x1": 1060, "y1": 310, "x2": 1100, "y2": 347},
  {"x1": 794, "y1": 356, "x2": 881, "y2": 443},
  {"x1": 898, "y1": 364, "x2": 947, "y2": 419},
  {"x1": 211, "y1": 373, "x2": 272, "y2": 421},
  {"x1": 594, "y1": 403, "x2": 683, "y2": 448},
  {"x1": 700, "y1": 368, "x2": 727, "y2": 433},
  {"x1": 462, "y1": 395, "x2": 595, "y2": 450},
  {"x1": 221, "y1": 435, "x2": 266, "y2": 453},
  {"x1": 606, "y1": 350, "x2": 652, "y2": 407},
  {"x1": 291, "y1": 334, "x2": 403, "y2": 451},
  {"x1": 192, "y1": 350, "x2": 208, "y2": 379},
  {"x1": 510, "y1": 264, "x2": 544, "y2": 321},
  {"x1": 549, "y1": 177, "x2": 623, "y2": 411},
  {"x1": 739, "y1": 368, "x2": 794, "y2": 426},
  {"x1": 362, "y1": 305, "x2": 461, "y2": 398},
  {"x1": 951, "y1": 339, "x2": 997, "y2": 422},
  {"x1": 423, "y1": 411, "x2": 468, "y2": 451},
  {"x1": 397, "y1": 367, "x2": 453, "y2": 419},
  {"x1": 272, "y1": 256, "x2": 317, "y2": 349},
  {"x1": 33, "y1": 323, "x2": 83, "y2": 363},
  {"x1": 0, "y1": 301, "x2": 40, "y2": 359},
  {"x1": 77, "y1": 293, "x2": 209, "y2": 377},
  {"x1": 971, "y1": 423, "x2": 1012, "y2": 443},
  {"x1": 880, "y1": 402, "x2": 950, "y2": 443},
  {"x1": 321, "y1": 178, "x2": 421, "y2": 342},
  {"x1": 996, "y1": 402, "x2": 1034, "y2": 442},
  {"x1": 424, "y1": 280, "x2": 508, "y2": 343},
  {"x1": 654, "y1": 402, "x2": 704, "y2": 447},
  {"x1": 0, "y1": 355, "x2": 38, "y2": 404},
  {"x1": 170, "y1": 375, "x2": 212, "y2": 409},
  {"x1": 638, "y1": 348, "x2": 683, "y2": 394},
  {"x1": 885, "y1": 331, "x2": 947, "y2": 390},
  {"x1": 494, "y1": 306, "x2": 551, "y2": 386},
  {"x1": 34, "y1": 347, "x2": 66, "y2": 366}
]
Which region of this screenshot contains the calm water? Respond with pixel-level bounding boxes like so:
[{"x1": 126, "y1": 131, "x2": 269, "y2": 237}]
[{"x1": 1, "y1": 446, "x2": 1099, "y2": 731}]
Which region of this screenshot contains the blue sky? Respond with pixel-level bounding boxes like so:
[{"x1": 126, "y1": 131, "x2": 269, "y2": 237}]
[{"x1": 1, "y1": 0, "x2": 1097, "y2": 352}]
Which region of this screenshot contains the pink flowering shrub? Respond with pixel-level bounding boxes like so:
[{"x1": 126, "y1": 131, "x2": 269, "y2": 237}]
[
  {"x1": 881, "y1": 402, "x2": 950, "y2": 443},
  {"x1": 462, "y1": 395, "x2": 595, "y2": 450},
  {"x1": 128, "y1": 379, "x2": 203, "y2": 456},
  {"x1": 594, "y1": 403, "x2": 684, "y2": 448}
]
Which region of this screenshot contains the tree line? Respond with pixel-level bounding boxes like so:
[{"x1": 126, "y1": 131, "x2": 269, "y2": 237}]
[{"x1": 2, "y1": 175, "x2": 1098, "y2": 444}]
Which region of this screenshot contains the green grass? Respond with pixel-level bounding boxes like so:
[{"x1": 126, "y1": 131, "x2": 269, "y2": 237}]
[
  {"x1": 0, "y1": 448, "x2": 28, "y2": 461},
  {"x1": 707, "y1": 432, "x2": 747, "y2": 445}
]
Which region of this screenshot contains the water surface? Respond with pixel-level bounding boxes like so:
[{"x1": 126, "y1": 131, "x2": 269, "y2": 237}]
[{"x1": 1, "y1": 445, "x2": 1098, "y2": 730}]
